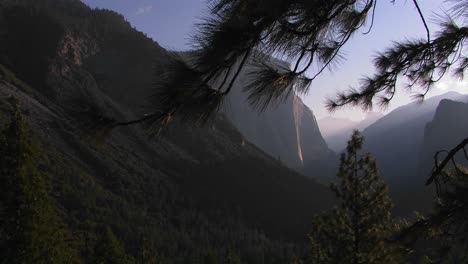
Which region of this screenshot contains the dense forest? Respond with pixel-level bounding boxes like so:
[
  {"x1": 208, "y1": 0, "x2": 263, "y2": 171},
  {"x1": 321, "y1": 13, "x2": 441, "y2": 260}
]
[
  {"x1": 0, "y1": 0, "x2": 327, "y2": 262},
  {"x1": 0, "y1": 0, "x2": 467, "y2": 263}
]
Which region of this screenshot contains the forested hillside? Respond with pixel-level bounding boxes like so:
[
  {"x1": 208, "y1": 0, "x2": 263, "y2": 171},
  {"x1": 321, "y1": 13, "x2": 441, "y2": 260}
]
[{"x1": 0, "y1": 0, "x2": 334, "y2": 262}]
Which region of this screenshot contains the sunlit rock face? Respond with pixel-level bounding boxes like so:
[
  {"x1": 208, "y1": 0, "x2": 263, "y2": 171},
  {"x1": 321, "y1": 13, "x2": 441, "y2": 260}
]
[{"x1": 222, "y1": 56, "x2": 333, "y2": 176}]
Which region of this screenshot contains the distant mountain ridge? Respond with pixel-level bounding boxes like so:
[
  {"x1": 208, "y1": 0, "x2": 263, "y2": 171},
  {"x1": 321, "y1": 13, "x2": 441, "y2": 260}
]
[
  {"x1": 318, "y1": 91, "x2": 468, "y2": 214},
  {"x1": 319, "y1": 116, "x2": 357, "y2": 138},
  {"x1": 363, "y1": 91, "x2": 468, "y2": 183},
  {"x1": 419, "y1": 99, "x2": 468, "y2": 178},
  {"x1": 318, "y1": 112, "x2": 383, "y2": 153},
  {"x1": 361, "y1": 91, "x2": 468, "y2": 213}
]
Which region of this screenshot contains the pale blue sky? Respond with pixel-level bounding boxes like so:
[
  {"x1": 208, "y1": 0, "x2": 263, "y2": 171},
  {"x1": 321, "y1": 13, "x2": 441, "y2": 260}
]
[{"x1": 82, "y1": 0, "x2": 467, "y2": 120}]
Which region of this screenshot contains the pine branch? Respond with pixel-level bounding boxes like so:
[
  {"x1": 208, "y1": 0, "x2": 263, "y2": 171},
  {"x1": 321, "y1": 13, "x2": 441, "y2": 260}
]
[
  {"x1": 412, "y1": 0, "x2": 431, "y2": 44},
  {"x1": 223, "y1": 49, "x2": 251, "y2": 95},
  {"x1": 327, "y1": 24, "x2": 468, "y2": 111},
  {"x1": 427, "y1": 136, "x2": 468, "y2": 186},
  {"x1": 112, "y1": 111, "x2": 165, "y2": 127}
]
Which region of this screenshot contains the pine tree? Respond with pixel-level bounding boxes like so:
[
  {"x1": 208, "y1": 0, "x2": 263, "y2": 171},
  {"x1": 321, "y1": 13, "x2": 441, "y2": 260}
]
[
  {"x1": 138, "y1": 235, "x2": 159, "y2": 264},
  {"x1": 290, "y1": 254, "x2": 303, "y2": 264},
  {"x1": 94, "y1": 226, "x2": 134, "y2": 264},
  {"x1": 0, "y1": 100, "x2": 80, "y2": 263},
  {"x1": 224, "y1": 247, "x2": 242, "y2": 264},
  {"x1": 205, "y1": 250, "x2": 220, "y2": 264},
  {"x1": 400, "y1": 167, "x2": 468, "y2": 263},
  {"x1": 309, "y1": 131, "x2": 404, "y2": 264}
]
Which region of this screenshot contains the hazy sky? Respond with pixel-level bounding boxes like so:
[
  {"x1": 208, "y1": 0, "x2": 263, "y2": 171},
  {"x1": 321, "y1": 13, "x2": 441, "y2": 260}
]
[{"x1": 81, "y1": 0, "x2": 467, "y2": 121}]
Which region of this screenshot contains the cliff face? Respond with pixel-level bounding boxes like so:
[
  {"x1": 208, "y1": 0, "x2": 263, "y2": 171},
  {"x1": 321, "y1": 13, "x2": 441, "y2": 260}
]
[
  {"x1": 362, "y1": 92, "x2": 468, "y2": 188},
  {"x1": 419, "y1": 99, "x2": 468, "y2": 177},
  {"x1": 361, "y1": 92, "x2": 468, "y2": 214},
  {"x1": 0, "y1": 0, "x2": 333, "y2": 260},
  {"x1": 222, "y1": 58, "x2": 333, "y2": 176},
  {"x1": 0, "y1": 0, "x2": 333, "y2": 181}
]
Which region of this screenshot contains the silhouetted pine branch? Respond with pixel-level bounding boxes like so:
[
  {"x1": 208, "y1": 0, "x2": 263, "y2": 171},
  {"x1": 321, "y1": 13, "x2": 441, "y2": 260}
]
[
  {"x1": 153, "y1": 0, "x2": 378, "y2": 120},
  {"x1": 428, "y1": 137, "x2": 468, "y2": 187},
  {"x1": 327, "y1": 8, "x2": 468, "y2": 111}
]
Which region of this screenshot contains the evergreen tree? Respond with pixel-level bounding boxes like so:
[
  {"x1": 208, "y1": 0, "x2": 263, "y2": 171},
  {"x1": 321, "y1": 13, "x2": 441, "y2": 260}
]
[
  {"x1": 0, "y1": 100, "x2": 79, "y2": 263},
  {"x1": 224, "y1": 247, "x2": 242, "y2": 264},
  {"x1": 309, "y1": 131, "x2": 404, "y2": 264},
  {"x1": 137, "y1": 235, "x2": 159, "y2": 264},
  {"x1": 290, "y1": 254, "x2": 303, "y2": 264},
  {"x1": 400, "y1": 167, "x2": 468, "y2": 263},
  {"x1": 94, "y1": 226, "x2": 134, "y2": 264},
  {"x1": 205, "y1": 250, "x2": 220, "y2": 264}
]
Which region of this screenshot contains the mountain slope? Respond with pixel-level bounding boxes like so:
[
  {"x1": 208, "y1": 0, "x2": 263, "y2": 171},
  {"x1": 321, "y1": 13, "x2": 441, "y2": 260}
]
[
  {"x1": 223, "y1": 68, "x2": 333, "y2": 174},
  {"x1": 363, "y1": 92, "x2": 468, "y2": 186},
  {"x1": 361, "y1": 92, "x2": 468, "y2": 213},
  {"x1": 419, "y1": 99, "x2": 468, "y2": 178},
  {"x1": 0, "y1": 0, "x2": 333, "y2": 262}
]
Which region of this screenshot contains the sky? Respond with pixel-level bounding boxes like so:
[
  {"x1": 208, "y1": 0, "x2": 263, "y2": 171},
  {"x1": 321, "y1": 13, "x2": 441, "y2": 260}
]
[{"x1": 81, "y1": 0, "x2": 467, "y2": 121}]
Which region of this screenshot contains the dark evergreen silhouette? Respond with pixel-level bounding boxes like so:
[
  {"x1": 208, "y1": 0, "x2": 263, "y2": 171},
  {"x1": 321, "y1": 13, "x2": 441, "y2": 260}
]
[
  {"x1": 223, "y1": 248, "x2": 242, "y2": 264},
  {"x1": 0, "y1": 100, "x2": 80, "y2": 264},
  {"x1": 93, "y1": 226, "x2": 135, "y2": 264},
  {"x1": 399, "y1": 167, "x2": 468, "y2": 263},
  {"x1": 309, "y1": 131, "x2": 405, "y2": 264}
]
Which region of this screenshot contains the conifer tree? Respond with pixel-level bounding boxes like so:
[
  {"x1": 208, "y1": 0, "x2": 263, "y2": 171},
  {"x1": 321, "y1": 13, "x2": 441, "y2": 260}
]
[
  {"x1": 309, "y1": 131, "x2": 405, "y2": 264},
  {"x1": 290, "y1": 254, "x2": 303, "y2": 264},
  {"x1": 0, "y1": 100, "x2": 80, "y2": 264},
  {"x1": 138, "y1": 235, "x2": 159, "y2": 264},
  {"x1": 224, "y1": 247, "x2": 242, "y2": 264},
  {"x1": 94, "y1": 226, "x2": 134, "y2": 264},
  {"x1": 399, "y1": 167, "x2": 468, "y2": 263},
  {"x1": 205, "y1": 249, "x2": 220, "y2": 264}
]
